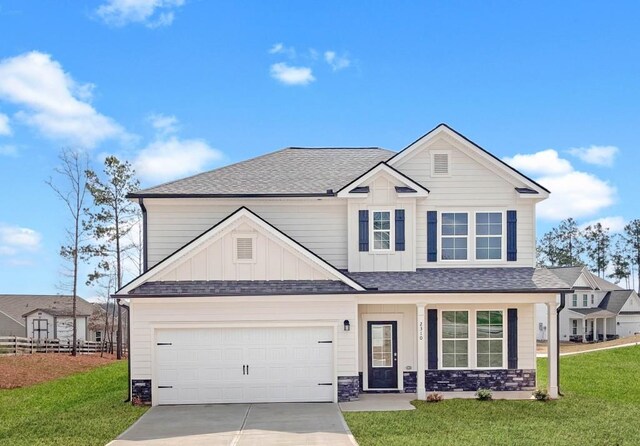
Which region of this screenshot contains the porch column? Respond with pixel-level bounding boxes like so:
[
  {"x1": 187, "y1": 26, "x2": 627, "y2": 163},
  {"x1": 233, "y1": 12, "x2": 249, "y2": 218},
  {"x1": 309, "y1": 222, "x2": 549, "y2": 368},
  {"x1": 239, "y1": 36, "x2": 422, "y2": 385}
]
[
  {"x1": 604, "y1": 318, "x2": 607, "y2": 341},
  {"x1": 547, "y1": 302, "x2": 558, "y2": 398},
  {"x1": 416, "y1": 303, "x2": 426, "y2": 400},
  {"x1": 583, "y1": 319, "x2": 587, "y2": 343},
  {"x1": 595, "y1": 318, "x2": 599, "y2": 341}
]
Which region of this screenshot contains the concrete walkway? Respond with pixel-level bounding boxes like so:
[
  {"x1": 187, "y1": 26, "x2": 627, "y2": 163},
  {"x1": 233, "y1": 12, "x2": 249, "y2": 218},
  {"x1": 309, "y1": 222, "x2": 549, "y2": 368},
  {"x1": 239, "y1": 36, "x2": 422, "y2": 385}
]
[
  {"x1": 340, "y1": 393, "x2": 416, "y2": 412},
  {"x1": 108, "y1": 403, "x2": 357, "y2": 446}
]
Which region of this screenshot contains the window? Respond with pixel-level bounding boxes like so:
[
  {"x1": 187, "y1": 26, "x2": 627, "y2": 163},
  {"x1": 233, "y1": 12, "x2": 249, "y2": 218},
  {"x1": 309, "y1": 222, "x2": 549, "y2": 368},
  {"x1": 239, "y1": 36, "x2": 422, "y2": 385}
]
[
  {"x1": 372, "y1": 211, "x2": 392, "y2": 251},
  {"x1": 441, "y1": 213, "x2": 468, "y2": 260},
  {"x1": 476, "y1": 311, "x2": 504, "y2": 368},
  {"x1": 371, "y1": 324, "x2": 393, "y2": 367},
  {"x1": 95, "y1": 331, "x2": 102, "y2": 342},
  {"x1": 591, "y1": 294, "x2": 594, "y2": 305},
  {"x1": 583, "y1": 294, "x2": 588, "y2": 307},
  {"x1": 475, "y1": 212, "x2": 502, "y2": 260},
  {"x1": 572, "y1": 320, "x2": 578, "y2": 335},
  {"x1": 442, "y1": 311, "x2": 469, "y2": 368},
  {"x1": 432, "y1": 151, "x2": 450, "y2": 176},
  {"x1": 572, "y1": 294, "x2": 577, "y2": 307}
]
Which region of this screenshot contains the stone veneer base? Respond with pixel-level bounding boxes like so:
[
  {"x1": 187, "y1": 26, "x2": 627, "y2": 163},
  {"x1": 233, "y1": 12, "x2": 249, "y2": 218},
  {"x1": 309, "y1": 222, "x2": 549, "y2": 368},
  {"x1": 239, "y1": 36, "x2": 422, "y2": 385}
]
[
  {"x1": 338, "y1": 376, "x2": 360, "y2": 402},
  {"x1": 131, "y1": 379, "x2": 152, "y2": 405},
  {"x1": 425, "y1": 369, "x2": 536, "y2": 392},
  {"x1": 403, "y1": 371, "x2": 417, "y2": 393}
]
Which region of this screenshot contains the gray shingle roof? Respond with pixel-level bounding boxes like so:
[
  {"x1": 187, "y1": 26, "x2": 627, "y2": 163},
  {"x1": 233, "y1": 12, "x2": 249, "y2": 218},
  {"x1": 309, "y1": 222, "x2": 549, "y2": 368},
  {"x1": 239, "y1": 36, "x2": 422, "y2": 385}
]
[
  {"x1": 345, "y1": 267, "x2": 570, "y2": 292},
  {"x1": 569, "y1": 308, "x2": 616, "y2": 318},
  {"x1": 548, "y1": 266, "x2": 623, "y2": 291},
  {"x1": 0, "y1": 295, "x2": 98, "y2": 322},
  {"x1": 131, "y1": 148, "x2": 394, "y2": 197},
  {"x1": 129, "y1": 280, "x2": 355, "y2": 296},
  {"x1": 598, "y1": 290, "x2": 636, "y2": 314}
]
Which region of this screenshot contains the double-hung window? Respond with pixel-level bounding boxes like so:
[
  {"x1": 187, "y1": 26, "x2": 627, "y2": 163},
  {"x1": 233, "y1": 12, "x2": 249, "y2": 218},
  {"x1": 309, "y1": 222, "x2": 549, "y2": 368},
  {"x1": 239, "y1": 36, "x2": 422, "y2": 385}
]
[
  {"x1": 475, "y1": 212, "x2": 502, "y2": 260},
  {"x1": 583, "y1": 294, "x2": 588, "y2": 307},
  {"x1": 476, "y1": 311, "x2": 504, "y2": 368},
  {"x1": 571, "y1": 320, "x2": 578, "y2": 335},
  {"x1": 441, "y1": 213, "x2": 468, "y2": 260},
  {"x1": 442, "y1": 311, "x2": 469, "y2": 368},
  {"x1": 372, "y1": 211, "x2": 392, "y2": 251},
  {"x1": 572, "y1": 294, "x2": 577, "y2": 307}
]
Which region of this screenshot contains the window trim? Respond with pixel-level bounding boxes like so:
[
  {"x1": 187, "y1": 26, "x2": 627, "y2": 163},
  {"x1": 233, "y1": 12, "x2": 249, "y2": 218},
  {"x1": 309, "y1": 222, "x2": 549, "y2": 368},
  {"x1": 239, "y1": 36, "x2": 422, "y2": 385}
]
[
  {"x1": 473, "y1": 211, "x2": 506, "y2": 262},
  {"x1": 572, "y1": 294, "x2": 578, "y2": 307},
  {"x1": 431, "y1": 150, "x2": 451, "y2": 177},
  {"x1": 232, "y1": 233, "x2": 257, "y2": 263},
  {"x1": 439, "y1": 310, "x2": 470, "y2": 369},
  {"x1": 571, "y1": 319, "x2": 578, "y2": 335},
  {"x1": 370, "y1": 209, "x2": 394, "y2": 252},
  {"x1": 583, "y1": 294, "x2": 588, "y2": 307},
  {"x1": 440, "y1": 212, "x2": 469, "y2": 261},
  {"x1": 438, "y1": 308, "x2": 507, "y2": 370}
]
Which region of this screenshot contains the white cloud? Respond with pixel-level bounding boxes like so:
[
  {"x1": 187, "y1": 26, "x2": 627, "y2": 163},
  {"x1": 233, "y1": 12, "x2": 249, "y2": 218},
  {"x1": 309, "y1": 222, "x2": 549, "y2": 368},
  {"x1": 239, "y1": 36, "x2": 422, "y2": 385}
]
[
  {"x1": 504, "y1": 149, "x2": 616, "y2": 221},
  {"x1": 0, "y1": 144, "x2": 17, "y2": 156},
  {"x1": 503, "y1": 149, "x2": 573, "y2": 176},
  {"x1": 324, "y1": 51, "x2": 351, "y2": 71},
  {"x1": 580, "y1": 216, "x2": 626, "y2": 233},
  {"x1": 270, "y1": 63, "x2": 315, "y2": 86},
  {"x1": 96, "y1": 0, "x2": 185, "y2": 28},
  {"x1": 568, "y1": 145, "x2": 619, "y2": 167},
  {"x1": 0, "y1": 113, "x2": 11, "y2": 135},
  {"x1": 268, "y1": 43, "x2": 296, "y2": 58},
  {"x1": 0, "y1": 51, "x2": 126, "y2": 148},
  {"x1": 0, "y1": 224, "x2": 42, "y2": 256},
  {"x1": 148, "y1": 113, "x2": 178, "y2": 136}
]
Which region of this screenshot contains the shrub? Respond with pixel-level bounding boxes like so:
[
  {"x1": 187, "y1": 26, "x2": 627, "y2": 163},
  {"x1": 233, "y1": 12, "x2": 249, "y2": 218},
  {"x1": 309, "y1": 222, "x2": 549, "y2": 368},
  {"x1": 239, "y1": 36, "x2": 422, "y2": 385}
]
[
  {"x1": 475, "y1": 388, "x2": 493, "y2": 401},
  {"x1": 426, "y1": 393, "x2": 443, "y2": 403},
  {"x1": 533, "y1": 388, "x2": 550, "y2": 401}
]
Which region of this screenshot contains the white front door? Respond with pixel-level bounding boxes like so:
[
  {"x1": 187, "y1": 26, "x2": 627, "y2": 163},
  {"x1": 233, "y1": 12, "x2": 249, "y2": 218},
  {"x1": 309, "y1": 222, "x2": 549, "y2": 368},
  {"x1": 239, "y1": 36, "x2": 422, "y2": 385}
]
[{"x1": 155, "y1": 326, "x2": 334, "y2": 405}]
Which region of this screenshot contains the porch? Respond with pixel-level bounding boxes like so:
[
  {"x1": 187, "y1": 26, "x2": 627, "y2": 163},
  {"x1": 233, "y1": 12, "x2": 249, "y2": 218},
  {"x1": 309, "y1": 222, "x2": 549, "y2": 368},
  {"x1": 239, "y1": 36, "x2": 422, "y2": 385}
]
[{"x1": 568, "y1": 309, "x2": 616, "y2": 343}]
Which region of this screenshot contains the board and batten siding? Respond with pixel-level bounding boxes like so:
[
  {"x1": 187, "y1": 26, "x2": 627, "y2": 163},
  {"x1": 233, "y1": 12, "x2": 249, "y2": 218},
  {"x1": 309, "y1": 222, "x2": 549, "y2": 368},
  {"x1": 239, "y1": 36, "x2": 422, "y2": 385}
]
[
  {"x1": 129, "y1": 296, "x2": 359, "y2": 381},
  {"x1": 392, "y1": 133, "x2": 539, "y2": 268},
  {"x1": 155, "y1": 220, "x2": 335, "y2": 282},
  {"x1": 145, "y1": 199, "x2": 347, "y2": 269}
]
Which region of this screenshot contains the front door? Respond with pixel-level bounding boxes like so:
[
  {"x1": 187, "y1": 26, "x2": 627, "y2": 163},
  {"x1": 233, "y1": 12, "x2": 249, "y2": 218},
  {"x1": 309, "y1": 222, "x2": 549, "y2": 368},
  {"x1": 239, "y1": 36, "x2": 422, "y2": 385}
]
[{"x1": 367, "y1": 321, "x2": 398, "y2": 389}]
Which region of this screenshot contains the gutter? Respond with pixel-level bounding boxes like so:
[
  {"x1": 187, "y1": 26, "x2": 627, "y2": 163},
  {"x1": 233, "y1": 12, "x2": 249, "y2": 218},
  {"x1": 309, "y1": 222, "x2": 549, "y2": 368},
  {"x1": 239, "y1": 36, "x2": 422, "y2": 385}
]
[{"x1": 557, "y1": 292, "x2": 566, "y2": 397}]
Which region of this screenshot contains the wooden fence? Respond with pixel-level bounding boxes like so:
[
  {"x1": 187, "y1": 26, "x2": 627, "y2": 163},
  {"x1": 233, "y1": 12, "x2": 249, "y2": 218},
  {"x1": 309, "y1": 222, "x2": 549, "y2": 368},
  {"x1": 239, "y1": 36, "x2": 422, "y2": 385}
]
[{"x1": 0, "y1": 336, "x2": 126, "y2": 355}]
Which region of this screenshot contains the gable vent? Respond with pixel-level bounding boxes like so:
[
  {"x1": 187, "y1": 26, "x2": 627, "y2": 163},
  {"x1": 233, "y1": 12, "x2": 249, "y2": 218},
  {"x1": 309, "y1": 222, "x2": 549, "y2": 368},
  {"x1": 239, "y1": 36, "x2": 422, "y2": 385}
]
[
  {"x1": 433, "y1": 153, "x2": 449, "y2": 175},
  {"x1": 235, "y1": 237, "x2": 254, "y2": 261}
]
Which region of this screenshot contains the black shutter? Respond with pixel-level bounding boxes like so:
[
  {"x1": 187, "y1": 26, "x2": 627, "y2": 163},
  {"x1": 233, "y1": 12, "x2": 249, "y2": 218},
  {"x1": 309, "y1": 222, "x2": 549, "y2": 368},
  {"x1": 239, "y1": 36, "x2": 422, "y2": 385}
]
[
  {"x1": 427, "y1": 309, "x2": 438, "y2": 369},
  {"x1": 359, "y1": 210, "x2": 369, "y2": 252},
  {"x1": 395, "y1": 209, "x2": 405, "y2": 251},
  {"x1": 427, "y1": 211, "x2": 437, "y2": 262},
  {"x1": 507, "y1": 210, "x2": 517, "y2": 261},
  {"x1": 507, "y1": 308, "x2": 518, "y2": 369}
]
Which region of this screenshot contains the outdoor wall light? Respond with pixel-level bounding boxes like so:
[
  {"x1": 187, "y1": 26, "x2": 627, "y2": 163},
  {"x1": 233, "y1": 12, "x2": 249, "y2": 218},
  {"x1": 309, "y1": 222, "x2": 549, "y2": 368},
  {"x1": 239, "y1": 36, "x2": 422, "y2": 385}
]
[{"x1": 344, "y1": 320, "x2": 351, "y2": 332}]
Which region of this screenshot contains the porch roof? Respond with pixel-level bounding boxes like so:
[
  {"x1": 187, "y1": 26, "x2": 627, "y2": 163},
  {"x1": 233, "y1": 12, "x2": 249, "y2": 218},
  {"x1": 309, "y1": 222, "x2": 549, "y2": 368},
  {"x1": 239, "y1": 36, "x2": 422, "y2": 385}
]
[{"x1": 568, "y1": 308, "x2": 616, "y2": 318}]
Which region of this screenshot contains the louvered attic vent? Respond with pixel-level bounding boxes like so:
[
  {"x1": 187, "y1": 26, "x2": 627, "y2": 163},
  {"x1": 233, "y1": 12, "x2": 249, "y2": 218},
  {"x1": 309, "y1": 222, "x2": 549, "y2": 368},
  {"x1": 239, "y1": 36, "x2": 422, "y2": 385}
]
[
  {"x1": 432, "y1": 153, "x2": 450, "y2": 176},
  {"x1": 235, "y1": 237, "x2": 254, "y2": 261}
]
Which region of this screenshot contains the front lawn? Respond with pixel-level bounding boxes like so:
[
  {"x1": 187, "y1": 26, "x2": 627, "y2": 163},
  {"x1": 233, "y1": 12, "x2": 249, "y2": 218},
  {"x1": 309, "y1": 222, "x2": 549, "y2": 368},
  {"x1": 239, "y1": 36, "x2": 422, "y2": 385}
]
[
  {"x1": 345, "y1": 346, "x2": 640, "y2": 445},
  {"x1": 0, "y1": 360, "x2": 146, "y2": 446}
]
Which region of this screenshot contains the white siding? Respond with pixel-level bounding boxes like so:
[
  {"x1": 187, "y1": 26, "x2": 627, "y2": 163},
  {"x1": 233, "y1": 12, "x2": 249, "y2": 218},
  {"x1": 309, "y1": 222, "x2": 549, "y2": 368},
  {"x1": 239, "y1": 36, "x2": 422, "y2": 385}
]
[
  {"x1": 129, "y1": 296, "x2": 358, "y2": 381},
  {"x1": 347, "y1": 175, "x2": 416, "y2": 272},
  {"x1": 146, "y1": 199, "x2": 347, "y2": 269},
  {"x1": 55, "y1": 316, "x2": 87, "y2": 342},
  {"x1": 155, "y1": 219, "x2": 335, "y2": 282},
  {"x1": 392, "y1": 133, "x2": 539, "y2": 268}
]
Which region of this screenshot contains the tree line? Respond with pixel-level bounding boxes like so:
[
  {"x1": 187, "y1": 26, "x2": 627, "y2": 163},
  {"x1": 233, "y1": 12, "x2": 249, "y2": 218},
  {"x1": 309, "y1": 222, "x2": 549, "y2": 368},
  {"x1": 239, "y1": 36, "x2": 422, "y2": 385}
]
[
  {"x1": 47, "y1": 149, "x2": 140, "y2": 357},
  {"x1": 537, "y1": 218, "x2": 640, "y2": 291}
]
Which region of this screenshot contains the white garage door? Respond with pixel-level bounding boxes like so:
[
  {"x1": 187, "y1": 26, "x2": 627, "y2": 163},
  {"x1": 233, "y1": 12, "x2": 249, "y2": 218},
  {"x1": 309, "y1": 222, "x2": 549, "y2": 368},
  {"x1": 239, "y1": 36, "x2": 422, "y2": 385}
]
[{"x1": 155, "y1": 326, "x2": 334, "y2": 405}]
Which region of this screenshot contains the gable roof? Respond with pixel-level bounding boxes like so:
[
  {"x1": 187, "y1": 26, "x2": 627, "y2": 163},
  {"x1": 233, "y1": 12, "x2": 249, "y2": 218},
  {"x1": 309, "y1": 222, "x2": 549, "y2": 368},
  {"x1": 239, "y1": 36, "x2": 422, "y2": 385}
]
[
  {"x1": 0, "y1": 295, "x2": 97, "y2": 322},
  {"x1": 598, "y1": 290, "x2": 636, "y2": 314},
  {"x1": 336, "y1": 161, "x2": 429, "y2": 198},
  {"x1": 117, "y1": 207, "x2": 366, "y2": 295},
  {"x1": 387, "y1": 123, "x2": 550, "y2": 195},
  {"x1": 548, "y1": 266, "x2": 623, "y2": 291},
  {"x1": 130, "y1": 148, "x2": 394, "y2": 198}
]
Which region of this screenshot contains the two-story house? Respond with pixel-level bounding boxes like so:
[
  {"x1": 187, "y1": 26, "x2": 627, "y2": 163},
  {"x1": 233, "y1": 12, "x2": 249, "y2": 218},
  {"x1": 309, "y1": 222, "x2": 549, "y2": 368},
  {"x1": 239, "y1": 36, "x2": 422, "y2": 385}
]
[
  {"x1": 116, "y1": 124, "x2": 570, "y2": 406},
  {"x1": 535, "y1": 266, "x2": 640, "y2": 342}
]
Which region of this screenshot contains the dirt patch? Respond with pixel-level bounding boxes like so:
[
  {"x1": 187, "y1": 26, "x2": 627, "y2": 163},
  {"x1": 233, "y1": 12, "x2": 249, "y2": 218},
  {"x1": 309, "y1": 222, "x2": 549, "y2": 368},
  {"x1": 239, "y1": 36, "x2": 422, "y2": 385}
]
[
  {"x1": 537, "y1": 334, "x2": 640, "y2": 354},
  {"x1": 0, "y1": 353, "x2": 119, "y2": 389}
]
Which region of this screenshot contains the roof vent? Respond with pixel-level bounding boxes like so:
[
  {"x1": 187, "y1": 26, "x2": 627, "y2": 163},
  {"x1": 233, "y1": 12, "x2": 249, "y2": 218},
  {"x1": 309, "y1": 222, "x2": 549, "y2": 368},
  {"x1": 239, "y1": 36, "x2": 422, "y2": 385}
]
[
  {"x1": 432, "y1": 152, "x2": 450, "y2": 176},
  {"x1": 235, "y1": 237, "x2": 254, "y2": 262}
]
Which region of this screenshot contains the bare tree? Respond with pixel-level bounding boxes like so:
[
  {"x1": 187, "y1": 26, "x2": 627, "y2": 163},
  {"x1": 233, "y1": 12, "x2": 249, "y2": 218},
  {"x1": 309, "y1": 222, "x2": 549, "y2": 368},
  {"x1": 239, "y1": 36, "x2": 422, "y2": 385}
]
[{"x1": 46, "y1": 149, "x2": 91, "y2": 356}]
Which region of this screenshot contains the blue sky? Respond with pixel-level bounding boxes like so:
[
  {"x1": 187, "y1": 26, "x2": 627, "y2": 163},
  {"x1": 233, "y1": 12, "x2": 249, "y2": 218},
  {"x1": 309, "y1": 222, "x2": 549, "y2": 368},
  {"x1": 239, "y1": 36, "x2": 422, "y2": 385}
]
[{"x1": 0, "y1": 1, "x2": 639, "y2": 297}]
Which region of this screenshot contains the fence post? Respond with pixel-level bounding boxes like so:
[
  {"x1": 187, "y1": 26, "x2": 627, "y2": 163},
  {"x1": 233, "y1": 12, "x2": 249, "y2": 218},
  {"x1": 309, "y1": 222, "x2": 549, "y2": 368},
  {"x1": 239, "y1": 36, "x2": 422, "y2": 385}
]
[
  {"x1": 31, "y1": 337, "x2": 33, "y2": 354},
  {"x1": 14, "y1": 335, "x2": 17, "y2": 355}
]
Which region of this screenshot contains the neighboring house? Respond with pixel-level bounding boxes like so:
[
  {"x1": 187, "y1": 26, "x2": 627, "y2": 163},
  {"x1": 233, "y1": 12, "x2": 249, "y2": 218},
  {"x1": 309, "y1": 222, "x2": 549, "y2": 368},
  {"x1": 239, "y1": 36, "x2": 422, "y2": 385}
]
[
  {"x1": 536, "y1": 267, "x2": 640, "y2": 341},
  {"x1": 0, "y1": 294, "x2": 103, "y2": 342},
  {"x1": 116, "y1": 123, "x2": 570, "y2": 406}
]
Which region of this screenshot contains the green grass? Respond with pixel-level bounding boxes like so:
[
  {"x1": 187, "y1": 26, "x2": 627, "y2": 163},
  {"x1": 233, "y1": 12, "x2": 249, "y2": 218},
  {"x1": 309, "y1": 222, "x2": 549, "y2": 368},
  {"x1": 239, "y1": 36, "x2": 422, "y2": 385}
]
[
  {"x1": 345, "y1": 346, "x2": 640, "y2": 446},
  {"x1": 0, "y1": 361, "x2": 147, "y2": 446}
]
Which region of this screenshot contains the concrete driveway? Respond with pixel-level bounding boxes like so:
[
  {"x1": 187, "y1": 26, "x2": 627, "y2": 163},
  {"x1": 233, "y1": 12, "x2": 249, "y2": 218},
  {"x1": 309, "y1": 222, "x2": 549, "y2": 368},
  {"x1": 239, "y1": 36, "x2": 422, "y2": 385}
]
[{"x1": 108, "y1": 403, "x2": 357, "y2": 446}]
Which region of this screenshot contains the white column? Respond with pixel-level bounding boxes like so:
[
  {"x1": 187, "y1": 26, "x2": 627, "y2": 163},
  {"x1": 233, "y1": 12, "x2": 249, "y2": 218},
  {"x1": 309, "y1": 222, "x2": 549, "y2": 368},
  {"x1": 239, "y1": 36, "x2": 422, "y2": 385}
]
[
  {"x1": 416, "y1": 303, "x2": 426, "y2": 400},
  {"x1": 583, "y1": 319, "x2": 587, "y2": 343},
  {"x1": 547, "y1": 302, "x2": 558, "y2": 398},
  {"x1": 604, "y1": 318, "x2": 607, "y2": 341}
]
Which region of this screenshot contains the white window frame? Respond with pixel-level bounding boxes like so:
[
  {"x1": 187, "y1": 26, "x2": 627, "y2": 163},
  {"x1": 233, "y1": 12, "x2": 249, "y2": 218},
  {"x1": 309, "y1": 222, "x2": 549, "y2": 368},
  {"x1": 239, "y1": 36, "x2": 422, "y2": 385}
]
[
  {"x1": 591, "y1": 294, "x2": 595, "y2": 305},
  {"x1": 473, "y1": 211, "x2": 505, "y2": 261},
  {"x1": 438, "y1": 308, "x2": 507, "y2": 370},
  {"x1": 571, "y1": 320, "x2": 578, "y2": 335},
  {"x1": 232, "y1": 233, "x2": 257, "y2": 263},
  {"x1": 440, "y1": 212, "x2": 469, "y2": 261},
  {"x1": 583, "y1": 294, "x2": 588, "y2": 307},
  {"x1": 440, "y1": 310, "x2": 470, "y2": 369},
  {"x1": 572, "y1": 294, "x2": 578, "y2": 307},
  {"x1": 370, "y1": 209, "x2": 394, "y2": 252},
  {"x1": 431, "y1": 150, "x2": 451, "y2": 177}
]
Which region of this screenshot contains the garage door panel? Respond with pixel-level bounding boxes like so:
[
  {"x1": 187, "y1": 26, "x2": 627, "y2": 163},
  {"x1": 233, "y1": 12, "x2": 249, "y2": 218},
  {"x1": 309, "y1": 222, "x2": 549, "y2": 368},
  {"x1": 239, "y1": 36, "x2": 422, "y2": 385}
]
[{"x1": 155, "y1": 326, "x2": 334, "y2": 405}]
